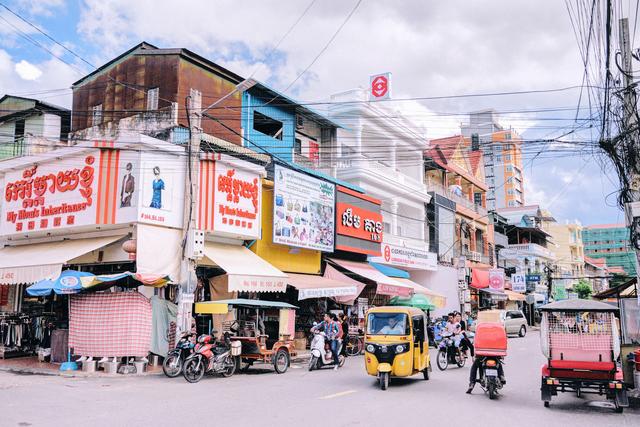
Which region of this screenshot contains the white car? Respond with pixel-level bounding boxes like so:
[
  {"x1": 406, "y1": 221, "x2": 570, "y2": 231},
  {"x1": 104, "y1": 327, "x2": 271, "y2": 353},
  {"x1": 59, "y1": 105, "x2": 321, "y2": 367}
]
[{"x1": 470, "y1": 309, "x2": 527, "y2": 337}]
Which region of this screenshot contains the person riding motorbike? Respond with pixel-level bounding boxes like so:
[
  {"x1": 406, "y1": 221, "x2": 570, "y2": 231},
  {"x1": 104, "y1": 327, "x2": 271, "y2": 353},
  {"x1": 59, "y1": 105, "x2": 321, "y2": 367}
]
[
  {"x1": 455, "y1": 312, "x2": 475, "y2": 357},
  {"x1": 311, "y1": 313, "x2": 340, "y2": 369}
]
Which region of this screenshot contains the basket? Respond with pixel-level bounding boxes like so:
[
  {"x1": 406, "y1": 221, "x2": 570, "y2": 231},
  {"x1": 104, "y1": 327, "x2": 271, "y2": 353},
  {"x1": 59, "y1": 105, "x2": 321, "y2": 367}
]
[{"x1": 231, "y1": 340, "x2": 242, "y2": 356}]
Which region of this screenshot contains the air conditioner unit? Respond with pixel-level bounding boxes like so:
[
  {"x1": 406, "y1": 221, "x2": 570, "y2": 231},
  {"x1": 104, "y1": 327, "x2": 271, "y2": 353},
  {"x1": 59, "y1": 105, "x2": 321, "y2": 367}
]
[{"x1": 296, "y1": 115, "x2": 304, "y2": 129}]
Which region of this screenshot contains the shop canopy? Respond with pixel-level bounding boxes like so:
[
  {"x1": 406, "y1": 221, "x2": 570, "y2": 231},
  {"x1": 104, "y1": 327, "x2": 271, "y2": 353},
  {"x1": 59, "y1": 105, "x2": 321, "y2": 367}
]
[
  {"x1": 323, "y1": 265, "x2": 367, "y2": 305},
  {"x1": 195, "y1": 298, "x2": 298, "y2": 314},
  {"x1": 0, "y1": 235, "x2": 125, "y2": 285},
  {"x1": 389, "y1": 294, "x2": 435, "y2": 311},
  {"x1": 369, "y1": 262, "x2": 410, "y2": 279},
  {"x1": 504, "y1": 290, "x2": 526, "y2": 302},
  {"x1": 286, "y1": 273, "x2": 358, "y2": 300},
  {"x1": 201, "y1": 242, "x2": 288, "y2": 293},
  {"x1": 393, "y1": 278, "x2": 447, "y2": 308},
  {"x1": 329, "y1": 258, "x2": 413, "y2": 297}
]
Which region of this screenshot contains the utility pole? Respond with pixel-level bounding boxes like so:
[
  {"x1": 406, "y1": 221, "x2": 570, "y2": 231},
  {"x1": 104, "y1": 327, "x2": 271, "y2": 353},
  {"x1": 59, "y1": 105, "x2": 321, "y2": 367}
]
[
  {"x1": 618, "y1": 18, "x2": 640, "y2": 304},
  {"x1": 176, "y1": 89, "x2": 202, "y2": 337}
]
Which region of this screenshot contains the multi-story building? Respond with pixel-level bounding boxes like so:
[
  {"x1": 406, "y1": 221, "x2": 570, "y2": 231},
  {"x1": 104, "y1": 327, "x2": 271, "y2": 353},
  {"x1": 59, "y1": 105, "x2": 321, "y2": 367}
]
[
  {"x1": 461, "y1": 110, "x2": 525, "y2": 210},
  {"x1": 0, "y1": 95, "x2": 70, "y2": 159},
  {"x1": 425, "y1": 135, "x2": 493, "y2": 268},
  {"x1": 582, "y1": 224, "x2": 637, "y2": 276},
  {"x1": 544, "y1": 220, "x2": 585, "y2": 287},
  {"x1": 584, "y1": 256, "x2": 609, "y2": 293}
]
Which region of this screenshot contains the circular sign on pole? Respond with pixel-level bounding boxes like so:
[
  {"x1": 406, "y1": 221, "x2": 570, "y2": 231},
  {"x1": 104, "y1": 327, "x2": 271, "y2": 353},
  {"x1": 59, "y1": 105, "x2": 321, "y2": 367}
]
[{"x1": 371, "y1": 75, "x2": 388, "y2": 98}]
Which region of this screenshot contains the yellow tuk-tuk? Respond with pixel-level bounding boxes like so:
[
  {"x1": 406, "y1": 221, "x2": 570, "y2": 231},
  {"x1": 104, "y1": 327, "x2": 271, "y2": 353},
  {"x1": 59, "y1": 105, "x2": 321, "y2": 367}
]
[{"x1": 364, "y1": 306, "x2": 431, "y2": 390}]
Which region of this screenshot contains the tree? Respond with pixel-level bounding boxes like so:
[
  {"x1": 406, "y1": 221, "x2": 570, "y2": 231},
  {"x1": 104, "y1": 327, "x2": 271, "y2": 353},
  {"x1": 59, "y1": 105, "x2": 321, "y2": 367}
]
[{"x1": 574, "y1": 280, "x2": 592, "y2": 299}]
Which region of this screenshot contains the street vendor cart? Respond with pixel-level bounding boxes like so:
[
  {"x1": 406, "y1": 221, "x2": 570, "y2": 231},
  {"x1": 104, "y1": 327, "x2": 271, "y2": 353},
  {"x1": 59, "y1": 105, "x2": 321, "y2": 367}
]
[
  {"x1": 195, "y1": 298, "x2": 297, "y2": 374},
  {"x1": 539, "y1": 299, "x2": 629, "y2": 412}
]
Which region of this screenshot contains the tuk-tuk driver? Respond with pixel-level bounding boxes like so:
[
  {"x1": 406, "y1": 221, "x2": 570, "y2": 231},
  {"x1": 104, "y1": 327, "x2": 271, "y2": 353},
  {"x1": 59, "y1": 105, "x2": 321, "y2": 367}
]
[{"x1": 379, "y1": 316, "x2": 404, "y2": 334}]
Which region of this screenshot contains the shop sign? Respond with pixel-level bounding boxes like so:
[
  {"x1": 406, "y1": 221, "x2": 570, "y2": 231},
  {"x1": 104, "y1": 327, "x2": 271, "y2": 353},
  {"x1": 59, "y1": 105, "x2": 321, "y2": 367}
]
[
  {"x1": 370, "y1": 242, "x2": 437, "y2": 271},
  {"x1": 273, "y1": 165, "x2": 335, "y2": 252},
  {"x1": 138, "y1": 150, "x2": 185, "y2": 229},
  {"x1": 370, "y1": 72, "x2": 392, "y2": 100},
  {"x1": 299, "y1": 286, "x2": 358, "y2": 300},
  {"x1": 196, "y1": 159, "x2": 262, "y2": 239},
  {"x1": 1, "y1": 153, "x2": 97, "y2": 235},
  {"x1": 526, "y1": 274, "x2": 541, "y2": 283},
  {"x1": 511, "y1": 273, "x2": 526, "y2": 293},
  {"x1": 488, "y1": 269, "x2": 505, "y2": 291},
  {"x1": 376, "y1": 283, "x2": 412, "y2": 297},
  {"x1": 554, "y1": 284, "x2": 567, "y2": 300},
  {"x1": 337, "y1": 203, "x2": 383, "y2": 241}
]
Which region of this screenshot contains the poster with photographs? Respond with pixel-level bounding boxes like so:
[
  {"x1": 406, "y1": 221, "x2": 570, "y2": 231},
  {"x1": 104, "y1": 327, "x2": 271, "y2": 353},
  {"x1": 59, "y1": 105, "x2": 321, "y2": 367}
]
[
  {"x1": 115, "y1": 151, "x2": 140, "y2": 224},
  {"x1": 273, "y1": 165, "x2": 335, "y2": 252},
  {"x1": 138, "y1": 151, "x2": 185, "y2": 229}
]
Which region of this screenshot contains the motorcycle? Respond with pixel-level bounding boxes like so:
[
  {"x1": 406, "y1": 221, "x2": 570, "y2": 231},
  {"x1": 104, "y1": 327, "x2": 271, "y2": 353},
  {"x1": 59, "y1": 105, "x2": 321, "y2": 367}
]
[
  {"x1": 436, "y1": 332, "x2": 467, "y2": 370},
  {"x1": 308, "y1": 331, "x2": 345, "y2": 371},
  {"x1": 477, "y1": 356, "x2": 505, "y2": 400},
  {"x1": 162, "y1": 332, "x2": 195, "y2": 378},
  {"x1": 182, "y1": 333, "x2": 239, "y2": 383}
]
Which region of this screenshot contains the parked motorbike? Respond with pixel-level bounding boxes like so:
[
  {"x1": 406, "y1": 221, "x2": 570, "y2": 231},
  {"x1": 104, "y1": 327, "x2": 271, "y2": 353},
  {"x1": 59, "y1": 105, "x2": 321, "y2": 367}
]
[
  {"x1": 477, "y1": 356, "x2": 505, "y2": 400},
  {"x1": 162, "y1": 332, "x2": 195, "y2": 378},
  {"x1": 182, "y1": 333, "x2": 239, "y2": 383},
  {"x1": 436, "y1": 332, "x2": 467, "y2": 370},
  {"x1": 308, "y1": 331, "x2": 345, "y2": 371}
]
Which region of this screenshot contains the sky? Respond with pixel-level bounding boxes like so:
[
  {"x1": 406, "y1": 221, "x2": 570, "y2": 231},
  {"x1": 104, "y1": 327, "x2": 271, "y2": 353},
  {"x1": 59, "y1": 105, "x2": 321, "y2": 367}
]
[{"x1": 0, "y1": 0, "x2": 629, "y2": 226}]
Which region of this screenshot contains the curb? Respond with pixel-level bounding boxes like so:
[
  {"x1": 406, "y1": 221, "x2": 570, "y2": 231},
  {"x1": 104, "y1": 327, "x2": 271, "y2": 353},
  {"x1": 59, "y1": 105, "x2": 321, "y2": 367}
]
[{"x1": 0, "y1": 364, "x2": 163, "y2": 378}]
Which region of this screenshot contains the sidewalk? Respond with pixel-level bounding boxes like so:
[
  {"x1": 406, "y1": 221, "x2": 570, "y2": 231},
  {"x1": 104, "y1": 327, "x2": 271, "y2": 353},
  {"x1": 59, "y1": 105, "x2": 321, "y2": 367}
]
[{"x1": 0, "y1": 351, "x2": 311, "y2": 378}]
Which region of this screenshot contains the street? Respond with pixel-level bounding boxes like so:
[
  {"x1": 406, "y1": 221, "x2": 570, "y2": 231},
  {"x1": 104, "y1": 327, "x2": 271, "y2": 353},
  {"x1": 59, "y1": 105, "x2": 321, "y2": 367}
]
[{"x1": 0, "y1": 331, "x2": 637, "y2": 427}]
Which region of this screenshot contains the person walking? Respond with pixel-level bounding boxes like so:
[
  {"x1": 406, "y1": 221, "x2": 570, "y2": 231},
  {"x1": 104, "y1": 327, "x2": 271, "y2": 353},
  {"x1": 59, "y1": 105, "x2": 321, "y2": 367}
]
[{"x1": 338, "y1": 312, "x2": 350, "y2": 357}]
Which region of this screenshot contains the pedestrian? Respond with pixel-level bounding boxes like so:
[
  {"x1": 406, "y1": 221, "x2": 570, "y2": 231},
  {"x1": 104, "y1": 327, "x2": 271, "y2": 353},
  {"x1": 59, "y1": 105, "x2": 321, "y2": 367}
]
[{"x1": 338, "y1": 312, "x2": 349, "y2": 357}]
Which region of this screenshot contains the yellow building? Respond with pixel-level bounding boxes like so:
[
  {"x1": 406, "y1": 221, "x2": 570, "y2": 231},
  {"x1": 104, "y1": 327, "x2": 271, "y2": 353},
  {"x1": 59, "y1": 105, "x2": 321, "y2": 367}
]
[{"x1": 544, "y1": 221, "x2": 585, "y2": 287}]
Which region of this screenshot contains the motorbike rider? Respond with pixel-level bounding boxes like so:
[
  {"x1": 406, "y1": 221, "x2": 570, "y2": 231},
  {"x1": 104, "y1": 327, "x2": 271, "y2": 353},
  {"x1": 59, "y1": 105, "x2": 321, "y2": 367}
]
[
  {"x1": 455, "y1": 312, "x2": 475, "y2": 357},
  {"x1": 311, "y1": 313, "x2": 340, "y2": 369}
]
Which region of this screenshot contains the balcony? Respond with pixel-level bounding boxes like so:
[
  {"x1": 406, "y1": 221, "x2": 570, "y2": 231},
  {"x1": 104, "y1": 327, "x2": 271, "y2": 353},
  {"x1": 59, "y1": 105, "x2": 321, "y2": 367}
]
[
  {"x1": 454, "y1": 248, "x2": 492, "y2": 265},
  {"x1": 426, "y1": 182, "x2": 487, "y2": 217},
  {"x1": 506, "y1": 243, "x2": 555, "y2": 260}
]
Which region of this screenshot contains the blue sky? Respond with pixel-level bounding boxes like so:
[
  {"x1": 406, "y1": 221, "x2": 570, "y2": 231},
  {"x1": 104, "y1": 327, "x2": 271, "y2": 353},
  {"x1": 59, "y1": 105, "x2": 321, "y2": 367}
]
[{"x1": 0, "y1": 0, "x2": 626, "y2": 227}]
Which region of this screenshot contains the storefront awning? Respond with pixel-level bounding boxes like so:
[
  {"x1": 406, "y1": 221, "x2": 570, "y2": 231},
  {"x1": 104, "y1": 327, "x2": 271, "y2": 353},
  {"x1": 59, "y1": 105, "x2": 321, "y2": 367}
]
[
  {"x1": 480, "y1": 288, "x2": 508, "y2": 301},
  {"x1": 369, "y1": 262, "x2": 410, "y2": 279},
  {"x1": 504, "y1": 290, "x2": 526, "y2": 301},
  {"x1": 201, "y1": 242, "x2": 288, "y2": 292},
  {"x1": 0, "y1": 235, "x2": 125, "y2": 285},
  {"x1": 329, "y1": 258, "x2": 412, "y2": 297},
  {"x1": 286, "y1": 273, "x2": 358, "y2": 300},
  {"x1": 394, "y1": 278, "x2": 447, "y2": 308},
  {"x1": 323, "y1": 265, "x2": 367, "y2": 305}
]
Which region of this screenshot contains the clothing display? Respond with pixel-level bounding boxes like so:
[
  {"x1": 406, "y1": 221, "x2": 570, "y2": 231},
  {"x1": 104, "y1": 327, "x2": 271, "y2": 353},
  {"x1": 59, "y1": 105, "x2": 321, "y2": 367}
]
[{"x1": 150, "y1": 296, "x2": 177, "y2": 357}]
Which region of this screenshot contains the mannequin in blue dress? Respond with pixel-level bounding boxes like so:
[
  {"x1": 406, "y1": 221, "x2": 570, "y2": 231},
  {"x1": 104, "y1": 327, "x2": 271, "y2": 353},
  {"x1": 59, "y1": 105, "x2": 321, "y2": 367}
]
[{"x1": 150, "y1": 166, "x2": 164, "y2": 208}]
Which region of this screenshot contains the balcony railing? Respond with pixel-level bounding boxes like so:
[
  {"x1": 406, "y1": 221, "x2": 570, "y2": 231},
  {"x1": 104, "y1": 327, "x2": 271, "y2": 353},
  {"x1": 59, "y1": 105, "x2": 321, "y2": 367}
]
[
  {"x1": 507, "y1": 243, "x2": 555, "y2": 259},
  {"x1": 335, "y1": 153, "x2": 425, "y2": 190},
  {"x1": 0, "y1": 137, "x2": 26, "y2": 160},
  {"x1": 454, "y1": 248, "x2": 493, "y2": 265},
  {"x1": 426, "y1": 182, "x2": 487, "y2": 217}
]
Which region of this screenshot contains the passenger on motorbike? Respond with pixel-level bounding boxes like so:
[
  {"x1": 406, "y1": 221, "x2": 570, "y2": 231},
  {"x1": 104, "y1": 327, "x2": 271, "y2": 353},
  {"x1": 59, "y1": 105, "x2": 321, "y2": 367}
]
[
  {"x1": 455, "y1": 312, "x2": 475, "y2": 357},
  {"x1": 311, "y1": 313, "x2": 340, "y2": 368}
]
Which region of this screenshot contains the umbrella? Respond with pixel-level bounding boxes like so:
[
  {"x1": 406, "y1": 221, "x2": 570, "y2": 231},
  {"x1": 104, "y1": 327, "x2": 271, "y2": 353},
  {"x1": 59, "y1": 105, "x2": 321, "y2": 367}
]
[
  {"x1": 389, "y1": 294, "x2": 435, "y2": 311},
  {"x1": 26, "y1": 270, "x2": 94, "y2": 296}
]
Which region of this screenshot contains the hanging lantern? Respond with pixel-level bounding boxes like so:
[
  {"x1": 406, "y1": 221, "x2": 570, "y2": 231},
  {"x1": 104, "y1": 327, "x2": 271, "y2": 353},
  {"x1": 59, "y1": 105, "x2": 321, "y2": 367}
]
[{"x1": 122, "y1": 239, "x2": 137, "y2": 260}]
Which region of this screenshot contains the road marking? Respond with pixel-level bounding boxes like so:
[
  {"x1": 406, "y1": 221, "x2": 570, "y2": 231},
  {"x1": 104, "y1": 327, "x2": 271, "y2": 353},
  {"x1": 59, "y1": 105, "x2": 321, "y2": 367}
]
[{"x1": 319, "y1": 390, "x2": 357, "y2": 400}]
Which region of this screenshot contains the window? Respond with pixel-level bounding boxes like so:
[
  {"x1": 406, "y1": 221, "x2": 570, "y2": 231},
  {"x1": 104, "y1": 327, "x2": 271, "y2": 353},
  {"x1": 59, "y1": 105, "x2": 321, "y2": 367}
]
[
  {"x1": 504, "y1": 154, "x2": 512, "y2": 161},
  {"x1": 366, "y1": 313, "x2": 410, "y2": 335},
  {"x1": 496, "y1": 154, "x2": 502, "y2": 162},
  {"x1": 253, "y1": 111, "x2": 283, "y2": 140},
  {"x1": 14, "y1": 119, "x2": 25, "y2": 139},
  {"x1": 384, "y1": 222, "x2": 391, "y2": 233},
  {"x1": 507, "y1": 189, "x2": 515, "y2": 195},
  {"x1": 508, "y1": 200, "x2": 516, "y2": 207},
  {"x1": 506, "y1": 165, "x2": 514, "y2": 172},
  {"x1": 396, "y1": 225, "x2": 403, "y2": 236},
  {"x1": 92, "y1": 104, "x2": 103, "y2": 126},
  {"x1": 474, "y1": 192, "x2": 483, "y2": 206},
  {"x1": 146, "y1": 87, "x2": 159, "y2": 111},
  {"x1": 294, "y1": 138, "x2": 302, "y2": 154}
]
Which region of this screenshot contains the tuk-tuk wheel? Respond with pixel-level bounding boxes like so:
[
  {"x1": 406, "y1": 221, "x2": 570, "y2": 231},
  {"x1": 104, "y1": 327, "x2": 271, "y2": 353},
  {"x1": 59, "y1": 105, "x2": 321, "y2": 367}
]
[
  {"x1": 273, "y1": 349, "x2": 290, "y2": 374},
  {"x1": 423, "y1": 368, "x2": 430, "y2": 380},
  {"x1": 544, "y1": 401, "x2": 550, "y2": 408},
  {"x1": 380, "y1": 372, "x2": 389, "y2": 390}
]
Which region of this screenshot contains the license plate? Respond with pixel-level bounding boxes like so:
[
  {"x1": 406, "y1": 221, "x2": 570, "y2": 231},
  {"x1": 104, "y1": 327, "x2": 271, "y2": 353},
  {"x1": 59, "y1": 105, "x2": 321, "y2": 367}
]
[{"x1": 485, "y1": 369, "x2": 498, "y2": 377}]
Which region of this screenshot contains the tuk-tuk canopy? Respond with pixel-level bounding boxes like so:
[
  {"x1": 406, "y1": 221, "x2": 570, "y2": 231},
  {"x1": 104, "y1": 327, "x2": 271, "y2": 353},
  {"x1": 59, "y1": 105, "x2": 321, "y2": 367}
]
[
  {"x1": 195, "y1": 298, "x2": 298, "y2": 314},
  {"x1": 540, "y1": 298, "x2": 619, "y2": 313}
]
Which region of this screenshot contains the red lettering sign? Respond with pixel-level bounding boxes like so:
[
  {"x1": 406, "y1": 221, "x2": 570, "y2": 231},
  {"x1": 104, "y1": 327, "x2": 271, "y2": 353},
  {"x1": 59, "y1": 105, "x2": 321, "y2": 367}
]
[{"x1": 336, "y1": 202, "x2": 383, "y2": 243}]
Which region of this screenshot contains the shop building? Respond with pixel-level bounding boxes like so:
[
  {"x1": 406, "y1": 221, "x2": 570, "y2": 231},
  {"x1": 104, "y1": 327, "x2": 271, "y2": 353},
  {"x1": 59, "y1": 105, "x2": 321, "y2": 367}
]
[{"x1": 0, "y1": 95, "x2": 70, "y2": 160}]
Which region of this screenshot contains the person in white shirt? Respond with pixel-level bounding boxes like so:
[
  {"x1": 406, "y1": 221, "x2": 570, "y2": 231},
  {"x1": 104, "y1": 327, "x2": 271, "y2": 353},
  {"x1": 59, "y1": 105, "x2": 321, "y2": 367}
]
[{"x1": 379, "y1": 316, "x2": 404, "y2": 335}]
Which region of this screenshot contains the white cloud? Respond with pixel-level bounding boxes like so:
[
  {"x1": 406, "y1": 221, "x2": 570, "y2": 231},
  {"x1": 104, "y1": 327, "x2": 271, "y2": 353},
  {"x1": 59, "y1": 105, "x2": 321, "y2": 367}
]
[
  {"x1": 14, "y1": 60, "x2": 42, "y2": 80},
  {"x1": 16, "y1": 0, "x2": 65, "y2": 17}
]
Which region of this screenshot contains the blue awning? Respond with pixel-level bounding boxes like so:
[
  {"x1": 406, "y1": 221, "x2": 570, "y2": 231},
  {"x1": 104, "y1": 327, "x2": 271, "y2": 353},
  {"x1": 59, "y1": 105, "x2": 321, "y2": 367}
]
[{"x1": 368, "y1": 262, "x2": 410, "y2": 279}]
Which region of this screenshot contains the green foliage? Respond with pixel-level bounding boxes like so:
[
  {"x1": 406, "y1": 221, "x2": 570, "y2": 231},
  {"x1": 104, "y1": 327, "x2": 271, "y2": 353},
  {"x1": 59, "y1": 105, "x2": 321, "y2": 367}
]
[{"x1": 574, "y1": 280, "x2": 592, "y2": 299}]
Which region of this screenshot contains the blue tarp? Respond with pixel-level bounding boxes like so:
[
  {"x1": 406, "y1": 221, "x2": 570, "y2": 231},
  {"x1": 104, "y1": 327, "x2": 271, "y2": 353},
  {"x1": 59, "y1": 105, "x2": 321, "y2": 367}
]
[{"x1": 368, "y1": 262, "x2": 410, "y2": 279}]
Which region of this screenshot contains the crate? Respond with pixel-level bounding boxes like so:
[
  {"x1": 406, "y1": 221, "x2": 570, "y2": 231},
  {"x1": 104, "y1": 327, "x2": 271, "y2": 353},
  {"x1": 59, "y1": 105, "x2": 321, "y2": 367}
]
[{"x1": 294, "y1": 338, "x2": 307, "y2": 350}]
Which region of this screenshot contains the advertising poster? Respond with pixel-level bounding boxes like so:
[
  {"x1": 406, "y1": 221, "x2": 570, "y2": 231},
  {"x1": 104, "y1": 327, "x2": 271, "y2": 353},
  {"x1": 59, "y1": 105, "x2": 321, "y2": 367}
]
[
  {"x1": 488, "y1": 269, "x2": 505, "y2": 291},
  {"x1": 138, "y1": 151, "x2": 185, "y2": 229},
  {"x1": 273, "y1": 165, "x2": 335, "y2": 252},
  {"x1": 116, "y1": 150, "x2": 140, "y2": 224}
]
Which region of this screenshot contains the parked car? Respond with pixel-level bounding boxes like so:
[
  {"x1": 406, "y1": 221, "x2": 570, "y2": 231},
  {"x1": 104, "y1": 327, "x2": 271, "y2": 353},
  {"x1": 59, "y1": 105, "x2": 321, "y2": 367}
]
[{"x1": 470, "y1": 310, "x2": 527, "y2": 337}]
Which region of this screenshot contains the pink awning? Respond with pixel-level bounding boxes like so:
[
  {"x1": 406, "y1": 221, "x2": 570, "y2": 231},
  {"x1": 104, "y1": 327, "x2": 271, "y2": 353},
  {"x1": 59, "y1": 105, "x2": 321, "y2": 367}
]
[
  {"x1": 286, "y1": 273, "x2": 358, "y2": 300},
  {"x1": 394, "y1": 278, "x2": 447, "y2": 308},
  {"x1": 323, "y1": 265, "x2": 367, "y2": 305},
  {"x1": 471, "y1": 269, "x2": 490, "y2": 289},
  {"x1": 329, "y1": 259, "x2": 412, "y2": 298}
]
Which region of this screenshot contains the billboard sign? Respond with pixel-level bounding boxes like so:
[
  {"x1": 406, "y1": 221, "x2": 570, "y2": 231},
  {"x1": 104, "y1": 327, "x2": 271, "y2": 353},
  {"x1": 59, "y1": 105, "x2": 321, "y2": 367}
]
[
  {"x1": 511, "y1": 273, "x2": 526, "y2": 293},
  {"x1": 489, "y1": 269, "x2": 505, "y2": 291},
  {"x1": 369, "y1": 73, "x2": 392, "y2": 100},
  {"x1": 273, "y1": 165, "x2": 335, "y2": 252}
]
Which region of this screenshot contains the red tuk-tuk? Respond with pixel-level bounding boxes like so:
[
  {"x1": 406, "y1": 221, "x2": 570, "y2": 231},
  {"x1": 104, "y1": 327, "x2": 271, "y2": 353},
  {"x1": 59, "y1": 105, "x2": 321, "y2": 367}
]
[{"x1": 539, "y1": 299, "x2": 628, "y2": 412}]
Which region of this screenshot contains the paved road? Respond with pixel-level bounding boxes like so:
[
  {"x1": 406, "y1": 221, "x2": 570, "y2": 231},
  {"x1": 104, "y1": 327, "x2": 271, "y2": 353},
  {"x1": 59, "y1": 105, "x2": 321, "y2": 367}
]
[{"x1": 0, "y1": 331, "x2": 637, "y2": 427}]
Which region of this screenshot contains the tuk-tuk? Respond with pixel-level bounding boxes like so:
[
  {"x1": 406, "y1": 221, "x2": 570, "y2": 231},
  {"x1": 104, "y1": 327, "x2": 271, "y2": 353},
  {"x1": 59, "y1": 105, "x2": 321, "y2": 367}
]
[
  {"x1": 364, "y1": 306, "x2": 431, "y2": 390},
  {"x1": 539, "y1": 299, "x2": 629, "y2": 412},
  {"x1": 195, "y1": 298, "x2": 298, "y2": 374}
]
